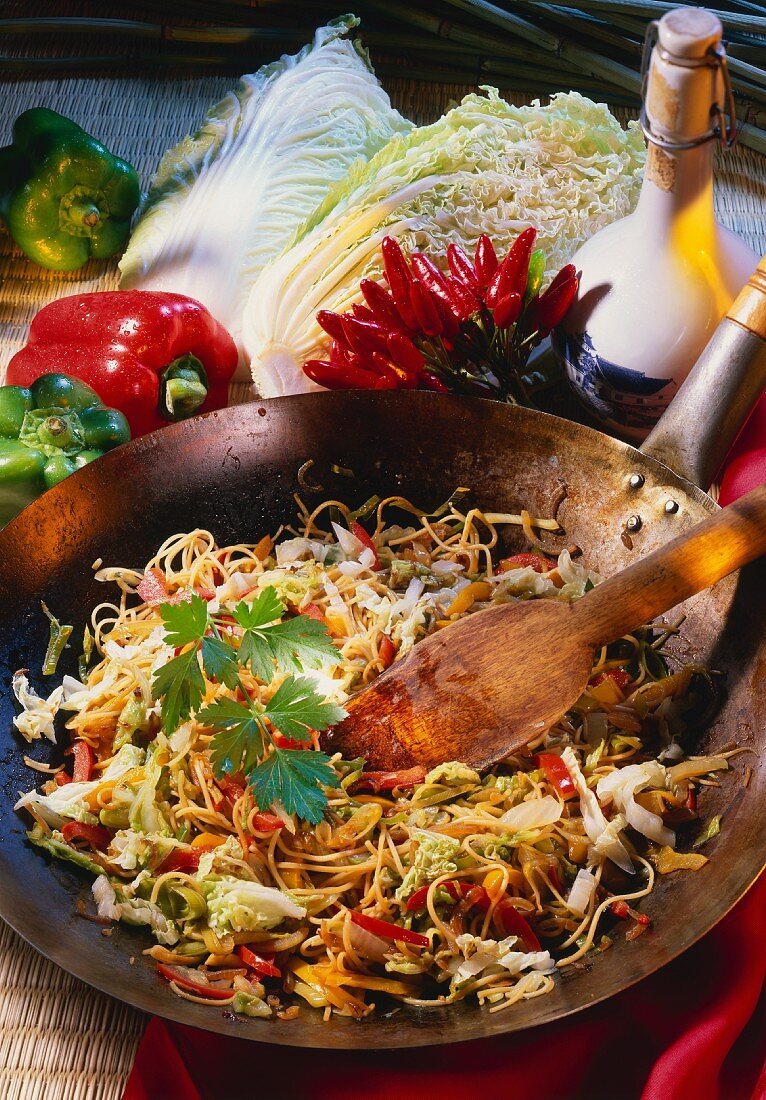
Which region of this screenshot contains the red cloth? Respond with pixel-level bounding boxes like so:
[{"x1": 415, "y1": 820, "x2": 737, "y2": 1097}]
[{"x1": 124, "y1": 429, "x2": 766, "y2": 1100}]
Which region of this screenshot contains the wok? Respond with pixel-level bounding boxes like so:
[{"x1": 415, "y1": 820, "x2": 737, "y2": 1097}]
[{"x1": 0, "y1": 300, "x2": 765, "y2": 1048}]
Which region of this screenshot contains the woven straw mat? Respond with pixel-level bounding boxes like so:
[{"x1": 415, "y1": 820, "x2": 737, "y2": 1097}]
[{"x1": 0, "y1": 63, "x2": 764, "y2": 1100}]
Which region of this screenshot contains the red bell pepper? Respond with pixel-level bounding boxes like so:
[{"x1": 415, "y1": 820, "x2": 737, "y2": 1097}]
[
  {"x1": 350, "y1": 910, "x2": 429, "y2": 948},
  {"x1": 61, "y1": 821, "x2": 112, "y2": 850},
  {"x1": 55, "y1": 770, "x2": 72, "y2": 786},
  {"x1": 350, "y1": 521, "x2": 380, "y2": 569},
  {"x1": 590, "y1": 669, "x2": 631, "y2": 690},
  {"x1": 351, "y1": 766, "x2": 426, "y2": 794},
  {"x1": 495, "y1": 553, "x2": 556, "y2": 575},
  {"x1": 6, "y1": 290, "x2": 237, "y2": 438},
  {"x1": 250, "y1": 812, "x2": 284, "y2": 832},
  {"x1": 406, "y1": 880, "x2": 541, "y2": 951},
  {"x1": 157, "y1": 846, "x2": 208, "y2": 874},
  {"x1": 71, "y1": 740, "x2": 94, "y2": 783},
  {"x1": 238, "y1": 946, "x2": 281, "y2": 978},
  {"x1": 379, "y1": 634, "x2": 396, "y2": 668},
  {"x1": 156, "y1": 963, "x2": 235, "y2": 1000},
  {"x1": 534, "y1": 753, "x2": 577, "y2": 799}
]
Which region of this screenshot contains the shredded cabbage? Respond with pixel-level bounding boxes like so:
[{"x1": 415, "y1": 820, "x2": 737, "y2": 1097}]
[
  {"x1": 203, "y1": 877, "x2": 306, "y2": 935},
  {"x1": 14, "y1": 744, "x2": 145, "y2": 828},
  {"x1": 119, "y1": 16, "x2": 410, "y2": 370},
  {"x1": 395, "y1": 830, "x2": 461, "y2": 900},
  {"x1": 561, "y1": 746, "x2": 633, "y2": 873},
  {"x1": 450, "y1": 933, "x2": 555, "y2": 984},
  {"x1": 11, "y1": 672, "x2": 63, "y2": 743},
  {"x1": 244, "y1": 88, "x2": 645, "y2": 395},
  {"x1": 597, "y1": 761, "x2": 675, "y2": 847}
]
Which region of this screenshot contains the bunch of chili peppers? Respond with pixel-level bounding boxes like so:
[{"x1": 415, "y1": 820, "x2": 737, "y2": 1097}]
[{"x1": 303, "y1": 229, "x2": 579, "y2": 405}]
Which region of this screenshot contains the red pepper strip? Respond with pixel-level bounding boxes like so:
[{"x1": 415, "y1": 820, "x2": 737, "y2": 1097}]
[
  {"x1": 55, "y1": 771, "x2": 72, "y2": 786},
  {"x1": 381, "y1": 237, "x2": 418, "y2": 329},
  {"x1": 350, "y1": 910, "x2": 429, "y2": 948},
  {"x1": 157, "y1": 847, "x2": 206, "y2": 874},
  {"x1": 342, "y1": 316, "x2": 390, "y2": 355},
  {"x1": 251, "y1": 812, "x2": 285, "y2": 832},
  {"x1": 302, "y1": 603, "x2": 326, "y2": 622},
  {"x1": 7, "y1": 291, "x2": 237, "y2": 438},
  {"x1": 485, "y1": 228, "x2": 537, "y2": 309},
  {"x1": 218, "y1": 776, "x2": 246, "y2": 807},
  {"x1": 589, "y1": 669, "x2": 631, "y2": 689},
  {"x1": 534, "y1": 753, "x2": 577, "y2": 799},
  {"x1": 61, "y1": 821, "x2": 112, "y2": 851},
  {"x1": 548, "y1": 865, "x2": 561, "y2": 892},
  {"x1": 156, "y1": 963, "x2": 235, "y2": 1001},
  {"x1": 495, "y1": 553, "x2": 556, "y2": 574},
  {"x1": 408, "y1": 279, "x2": 443, "y2": 337},
  {"x1": 238, "y1": 946, "x2": 281, "y2": 978},
  {"x1": 351, "y1": 766, "x2": 427, "y2": 793},
  {"x1": 386, "y1": 332, "x2": 425, "y2": 376},
  {"x1": 350, "y1": 521, "x2": 381, "y2": 569},
  {"x1": 71, "y1": 740, "x2": 94, "y2": 783},
  {"x1": 611, "y1": 900, "x2": 630, "y2": 919},
  {"x1": 407, "y1": 881, "x2": 540, "y2": 950},
  {"x1": 316, "y1": 309, "x2": 347, "y2": 343},
  {"x1": 473, "y1": 234, "x2": 499, "y2": 289},
  {"x1": 273, "y1": 731, "x2": 311, "y2": 749},
  {"x1": 379, "y1": 634, "x2": 396, "y2": 668},
  {"x1": 447, "y1": 243, "x2": 480, "y2": 292},
  {"x1": 492, "y1": 291, "x2": 523, "y2": 330},
  {"x1": 360, "y1": 278, "x2": 410, "y2": 333}
]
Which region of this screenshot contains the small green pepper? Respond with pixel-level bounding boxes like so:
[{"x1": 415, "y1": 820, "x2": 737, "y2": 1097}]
[
  {"x1": 0, "y1": 108, "x2": 140, "y2": 271},
  {"x1": 0, "y1": 372, "x2": 130, "y2": 526}
]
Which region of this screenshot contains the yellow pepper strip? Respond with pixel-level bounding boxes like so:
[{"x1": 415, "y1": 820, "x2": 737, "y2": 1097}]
[
  {"x1": 589, "y1": 678, "x2": 624, "y2": 706},
  {"x1": 655, "y1": 846, "x2": 708, "y2": 874},
  {"x1": 446, "y1": 581, "x2": 493, "y2": 617},
  {"x1": 483, "y1": 867, "x2": 525, "y2": 899},
  {"x1": 191, "y1": 832, "x2": 227, "y2": 849},
  {"x1": 324, "y1": 611, "x2": 347, "y2": 638},
  {"x1": 292, "y1": 979, "x2": 329, "y2": 1009},
  {"x1": 253, "y1": 534, "x2": 273, "y2": 561},
  {"x1": 323, "y1": 971, "x2": 414, "y2": 996},
  {"x1": 83, "y1": 767, "x2": 144, "y2": 810},
  {"x1": 289, "y1": 960, "x2": 364, "y2": 1013},
  {"x1": 353, "y1": 794, "x2": 395, "y2": 808}
]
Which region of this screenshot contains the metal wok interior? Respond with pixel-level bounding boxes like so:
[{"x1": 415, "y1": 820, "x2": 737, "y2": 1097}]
[{"x1": 0, "y1": 391, "x2": 763, "y2": 1049}]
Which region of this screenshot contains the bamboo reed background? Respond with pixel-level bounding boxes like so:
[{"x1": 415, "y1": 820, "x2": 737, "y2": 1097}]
[{"x1": 0, "y1": 3, "x2": 764, "y2": 1098}]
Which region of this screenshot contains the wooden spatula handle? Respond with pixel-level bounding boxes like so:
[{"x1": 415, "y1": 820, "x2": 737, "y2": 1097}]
[{"x1": 570, "y1": 482, "x2": 766, "y2": 648}]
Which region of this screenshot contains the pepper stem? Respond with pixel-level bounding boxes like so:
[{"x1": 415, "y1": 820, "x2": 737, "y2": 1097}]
[
  {"x1": 159, "y1": 354, "x2": 210, "y2": 422},
  {"x1": 68, "y1": 202, "x2": 101, "y2": 229}
]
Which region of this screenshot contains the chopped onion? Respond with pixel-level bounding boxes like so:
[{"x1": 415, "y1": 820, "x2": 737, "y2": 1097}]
[
  {"x1": 566, "y1": 868, "x2": 596, "y2": 915},
  {"x1": 359, "y1": 547, "x2": 376, "y2": 570},
  {"x1": 331, "y1": 522, "x2": 365, "y2": 559},
  {"x1": 597, "y1": 761, "x2": 675, "y2": 847},
  {"x1": 667, "y1": 756, "x2": 728, "y2": 784},
  {"x1": 347, "y1": 921, "x2": 390, "y2": 963},
  {"x1": 500, "y1": 795, "x2": 562, "y2": 831},
  {"x1": 562, "y1": 747, "x2": 633, "y2": 873},
  {"x1": 337, "y1": 560, "x2": 367, "y2": 577},
  {"x1": 431, "y1": 559, "x2": 464, "y2": 575}
]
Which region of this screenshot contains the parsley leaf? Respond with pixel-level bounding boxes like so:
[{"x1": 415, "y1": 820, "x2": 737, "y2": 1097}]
[
  {"x1": 232, "y1": 589, "x2": 340, "y2": 681},
  {"x1": 249, "y1": 748, "x2": 339, "y2": 824},
  {"x1": 152, "y1": 647, "x2": 205, "y2": 733},
  {"x1": 200, "y1": 634, "x2": 240, "y2": 689},
  {"x1": 159, "y1": 594, "x2": 209, "y2": 647},
  {"x1": 264, "y1": 675, "x2": 347, "y2": 742},
  {"x1": 200, "y1": 697, "x2": 267, "y2": 777}
]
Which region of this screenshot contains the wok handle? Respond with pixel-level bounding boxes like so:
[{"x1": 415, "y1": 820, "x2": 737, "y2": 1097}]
[
  {"x1": 641, "y1": 255, "x2": 766, "y2": 489},
  {"x1": 569, "y1": 481, "x2": 766, "y2": 648}
]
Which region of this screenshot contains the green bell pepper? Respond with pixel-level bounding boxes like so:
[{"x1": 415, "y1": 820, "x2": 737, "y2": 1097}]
[
  {"x1": 0, "y1": 108, "x2": 140, "y2": 271},
  {"x1": 0, "y1": 372, "x2": 131, "y2": 526}
]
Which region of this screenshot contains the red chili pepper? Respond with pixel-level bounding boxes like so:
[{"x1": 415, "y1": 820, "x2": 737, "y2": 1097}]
[
  {"x1": 250, "y1": 812, "x2": 285, "y2": 832},
  {"x1": 528, "y1": 266, "x2": 579, "y2": 334},
  {"x1": 55, "y1": 771, "x2": 72, "y2": 786},
  {"x1": 350, "y1": 521, "x2": 381, "y2": 569},
  {"x1": 431, "y1": 294, "x2": 461, "y2": 339},
  {"x1": 408, "y1": 279, "x2": 443, "y2": 337},
  {"x1": 589, "y1": 669, "x2": 631, "y2": 690},
  {"x1": 351, "y1": 766, "x2": 426, "y2": 793},
  {"x1": 495, "y1": 553, "x2": 556, "y2": 574},
  {"x1": 492, "y1": 291, "x2": 523, "y2": 330},
  {"x1": 71, "y1": 740, "x2": 94, "y2": 783},
  {"x1": 421, "y1": 371, "x2": 449, "y2": 393},
  {"x1": 156, "y1": 963, "x2": 235, "y2": 1000},
  {"x1": 61, "y1": 821, "x2": 112, "y2": 851},
  {"x1": 386, "y1": 332, "x2": 425, "y2": 376},
  {"x1": 379, "y1": 634, "x2": 396, "y2": 668},
  {"x1": 360, "y1": 278, "x2": 410, "y2": 333},
  {"x1": 350, "y1": 910, "x2": 429, "y2": 948},
  {"x1": 534, "y1": 753, "x2": 577, "y2": 800},
  {"x1": 636, "y1": 913, "x2": 652, "y2": 927},
  {"x1": 611, "y1": 900, "x2": 630, "y2": 919},
  {"x1": 447, "y1": 243, "x2": 480, "y2": 292},
  {"x1": 686, "y1": 788, "x2": 698, "y2": 814},
  {"x1": 444, "y1": 276, "x2": 480, "y2": 322},
  {"x1": 303, "y1": 359, "x2": 394, "y2": 391},
  {"x1": 368, "y1": 352, "x2": 417, "y2": 390},
  {"x1": 342, "y1": 316, "x2": 390, "y2": 355},
  {"x1": 485, "y1": 228, "x2": 537, "y2": 309},
  {"x1": 316, "y1": 310, "x2": 347, "y2": 343},
  {"x1": 474, "y1": 234, "x2": 499, "y2": 289},
  {"x1": 351, "y1": 303, "x2": 376, "y2": 324},
  {"x1": 6, "y1": 291, "x2": 237, "y2": 438},
  {"x1": 411, "y1": 254, "x2": 454, "y2": 307},
  {"x1": 381, "y1": 237, "x2": 418, "y2": 329},
  {"x1": 238, "y1": 945, "x2": 281, "y2": 978}
]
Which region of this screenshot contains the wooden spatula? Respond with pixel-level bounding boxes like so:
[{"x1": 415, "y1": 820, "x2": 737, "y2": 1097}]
[{"x1": 322, "y1": 482, "x2": 766, "y2": 771}]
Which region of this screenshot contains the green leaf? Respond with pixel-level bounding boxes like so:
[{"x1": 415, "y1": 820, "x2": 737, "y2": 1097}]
[
  {"x1": 692, "y1": 814, "x2": 721, "y2": 849},
  {"x1": 230, "y1": 588, "x2": 340, "y2": 682},
  {"x1": 249, "y1": 748, "x2": 339, "y2": 824},
  {"x1": 152, "y1": 648, "x2": 205, "y2": 733},
  {"x1": 160, "y1": 595, "x2": 209, "y2": 647},
  {"x1": 200, "y1": 634, "x2": 240, "y2": 689},
  {"x1": 200, "y1": 697, "x2": 267, "y2": 777},
  {"x1": 264, "y1": 675, "x2": 347, "y2": 741}
]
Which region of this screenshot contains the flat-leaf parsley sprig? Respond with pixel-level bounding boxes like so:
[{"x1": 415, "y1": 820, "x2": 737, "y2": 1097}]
[{"x1": 151, "y1": 590, "x2": 347, "y2": 824}]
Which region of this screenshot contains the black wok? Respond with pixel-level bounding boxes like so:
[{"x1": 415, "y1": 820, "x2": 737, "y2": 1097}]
[{"x1": 0, "y1": 315, "x2": 764, "y2": 1048}]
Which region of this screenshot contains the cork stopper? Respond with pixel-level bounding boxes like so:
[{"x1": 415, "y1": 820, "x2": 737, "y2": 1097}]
[
  {"x1": 657, "y1": 8, "x2": 723, "y2": 60},
  {"x1": 646, "y1": 7, "x2": 724, "y2": 144}
]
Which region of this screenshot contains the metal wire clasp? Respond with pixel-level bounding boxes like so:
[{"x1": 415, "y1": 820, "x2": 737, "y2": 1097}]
[{"x1": 639, "y1": 19, "x2": 738, "y2": 152}]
